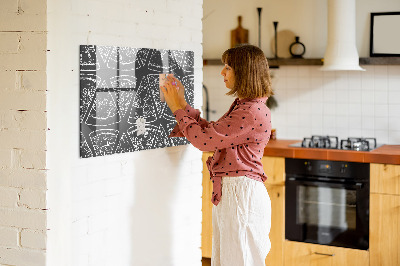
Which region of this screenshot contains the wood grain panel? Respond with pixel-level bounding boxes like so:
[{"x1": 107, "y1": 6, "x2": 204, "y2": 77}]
[
  {"x1": 370, "y1": 163, "x2": 400, "y2": 195},
  {"x1": 201, "y1": 152, "x2": 213, "y2": 258},
  {"x1": 284, "y1": 241, "x2": 369, "y2": 266},
  {"x1": 264, "y1": 185, "x2": 285, "y2": 266},
  {"x1": 262, "y1": 156, "x2": 285, "y2": 185},
  {"x1": 370, "y1": 193, "x2": 400, "y2": 266}
]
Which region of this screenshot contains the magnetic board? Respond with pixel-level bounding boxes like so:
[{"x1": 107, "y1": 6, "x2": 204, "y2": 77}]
[{"x1": 79, "y1": 45, "x2": 194, "y2": 158}]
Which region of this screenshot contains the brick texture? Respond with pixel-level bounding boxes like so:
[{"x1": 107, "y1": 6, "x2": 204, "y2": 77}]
[
  {"x1": 0, "y1": 0, "x2": 47, "y2": 264},
  {"x1": 0, "y1": 187, "x2": 19, "y2": 208},
  {"x1": 45, "y1": 0, "x2": 203, "y2": 264},
  {"x1": 0, "y1": 110, "x2": 47, "y2": 130},
  {"x1": 19, "y1": 189, "x2": 47, "y2": 209},
  {"x1": 21, "y1": 229, "x2": 46, "y2": 249},
  {"x1": 0, "y1": 169, "x2": 47, "y2": 189},
  {"x1": 0, "y1": 208, "x2": 47, "y2": 230},
  {"x1": 0, "y1": 32, "x2": 47, "y2": 71},
  {"x1": 0, "y1": 227, "x2": 19, "y2": 247},
  {"x1": 0, "y1": 247, "x2": 46, "y2": 266}
]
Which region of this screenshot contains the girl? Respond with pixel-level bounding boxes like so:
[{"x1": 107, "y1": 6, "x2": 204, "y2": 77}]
[{"x1": 161, "y1": 44, "x2": 273, "y2": 266}]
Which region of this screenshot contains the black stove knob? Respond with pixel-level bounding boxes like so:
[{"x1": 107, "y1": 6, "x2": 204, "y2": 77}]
[
  {"x1": 340, "y1": 164, "x2": 347, "y2": 174},
  {"x1": 304, "y1": 161, "x2": 312, "y2": 171}
]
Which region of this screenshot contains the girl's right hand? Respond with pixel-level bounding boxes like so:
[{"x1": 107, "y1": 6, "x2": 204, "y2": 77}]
[{"x1": 168, "y1": 76, "x2": 187, "y2": 108}]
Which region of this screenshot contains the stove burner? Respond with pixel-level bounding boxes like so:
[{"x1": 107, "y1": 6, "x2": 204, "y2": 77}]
[
  {"x1": 295, "y1": 136, "x2": 378, "y2": 151},
  {"x1": 301, "y1": 135, "x2": 339, "y2": 149},
  {"x1": 340, "y1": 137, "x2": 377, "y2": 151}
]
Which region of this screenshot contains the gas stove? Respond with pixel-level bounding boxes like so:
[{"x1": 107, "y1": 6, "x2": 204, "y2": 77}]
[{"x1": 289, "y1": 135, "x2": 381, "y2": 151}]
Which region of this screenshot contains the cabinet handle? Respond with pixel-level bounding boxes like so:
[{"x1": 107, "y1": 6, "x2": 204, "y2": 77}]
[{"x1": 314, "y1": 252, "x2": 335, "y2": 257}]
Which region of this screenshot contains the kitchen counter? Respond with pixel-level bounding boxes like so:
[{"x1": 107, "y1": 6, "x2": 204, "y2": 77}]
[{"x1": 263, "y1": 139, "x2": 400, "y2": 164}]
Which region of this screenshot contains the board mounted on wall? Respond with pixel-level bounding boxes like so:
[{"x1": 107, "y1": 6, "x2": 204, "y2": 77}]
[
  {"x1": 79, "y1": 45, "x2": 194, "y2": 158},
  {"x1": 370, "y1": 12, "x2": 400, "y2": 57}
]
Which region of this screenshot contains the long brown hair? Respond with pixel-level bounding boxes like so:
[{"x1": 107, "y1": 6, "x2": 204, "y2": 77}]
[{"x1": 221, "y1": 44, "x2": 273, "y2": 99}]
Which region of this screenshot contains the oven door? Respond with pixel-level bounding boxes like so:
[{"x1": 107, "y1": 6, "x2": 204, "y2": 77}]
[{"x1": 285, "y1": 177, "x2": 369, "y2": 250}]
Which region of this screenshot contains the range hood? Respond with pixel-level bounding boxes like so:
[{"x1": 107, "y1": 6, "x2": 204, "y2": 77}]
[{"x1": 320, "y1": 0, "x2": 365, "y2": 71}]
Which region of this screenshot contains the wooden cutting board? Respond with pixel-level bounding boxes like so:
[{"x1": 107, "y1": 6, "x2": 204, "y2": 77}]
[{"x1": 231, "y1": 16, "x2": 249, "y2": 48}]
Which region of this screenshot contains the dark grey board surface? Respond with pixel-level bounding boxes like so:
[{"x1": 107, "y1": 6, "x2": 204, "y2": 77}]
[{"x1": 79, "y1": 45, "x2": 194, "y2": 158}]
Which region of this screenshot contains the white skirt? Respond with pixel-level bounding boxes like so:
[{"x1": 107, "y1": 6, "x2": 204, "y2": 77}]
[{"x1": 212, "y1": 176, "x2": 271, "y2": 266}]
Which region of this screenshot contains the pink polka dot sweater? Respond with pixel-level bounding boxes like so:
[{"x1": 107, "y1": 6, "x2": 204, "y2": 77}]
[{"x1": 169, "y1": 97, "x2": 272, "y2": 206}]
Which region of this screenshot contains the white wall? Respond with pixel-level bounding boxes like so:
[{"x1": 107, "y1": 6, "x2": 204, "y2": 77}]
[
  {"x1": 203, "y1": 0, "x2": 400, "y2": 145},
  {"x1": 47, "y1": 0, "x2": 203, "y2": 265},
  {"x1": 204, "y1": 64, "x2": 400, "y2": 145},
  {"x1": 203, "y1": 0, "x2": 400, "y2": 58},
  {"x1": 270, "y1": 65, "x2": 400, "y2": 144},
  {"x1": 204, "y1": 0, "x2": 326, "y2": 59},
  {"x1": 0, "y1": 0, "x2": 48, "y2": 265}
]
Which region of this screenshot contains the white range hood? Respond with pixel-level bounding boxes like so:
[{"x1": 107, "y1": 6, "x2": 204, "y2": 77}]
[{"x1": 320, "y1": 0, "x2": 365, "y2": 71}]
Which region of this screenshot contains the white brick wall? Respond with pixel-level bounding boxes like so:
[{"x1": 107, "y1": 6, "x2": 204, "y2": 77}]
[
  {"x1": 21, "y1": 229, "x2": 47, "y2": 250},
  {"x1": 0, "y1": 227, "x2": 19, "y2": 247},
  {"x1": 0, "y1": 187, "x2": 19, "y2": 208},
  {"x1": 3, "y1": 0, "x2": 203, "y2": 264},
  {"x1": 0, "y1": 0, "x2": 48, "y2": 265},
  {"x1": 0, "y1": 169, "x2": 47, "y2": 189},
  {"x1": 46, "y1": 1, "x2": 203, "y2": 266},
  {"x1": 0, "y1": 247, "x2": 46, "y2": 266}
]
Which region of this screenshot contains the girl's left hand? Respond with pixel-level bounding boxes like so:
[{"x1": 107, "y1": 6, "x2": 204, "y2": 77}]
[{"x1": 160, "y1": 76, "x2": 184, "y2": 113}]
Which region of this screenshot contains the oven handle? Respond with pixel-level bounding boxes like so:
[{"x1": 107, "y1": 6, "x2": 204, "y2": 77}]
[{"x1": 286, "y1": 177, "x2": 364, "y2": 189}]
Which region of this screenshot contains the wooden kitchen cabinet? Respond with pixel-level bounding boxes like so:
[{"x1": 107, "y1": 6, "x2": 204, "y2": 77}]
[
  {"x1": 370, "y1": 163, "x2": 400, "y2": 195},
  {"x1": 262, "y1": 156, "x2": 285, "y2": 266},
  {"x1": 261, "y1": 156, "x2": 285, "y2": 186},
  {"x1": 370, "y1": 163, "x2": 400, "y2": 266},
  {"x1": 202, "y1": 152, "x2": 213, "y2": 258},
  {"x1": 370, "y1": 193, "x2": 400, "y2": 266},
  {"x1": 264, "y1": 184, "x2": 285, "y2": 266},
  {"x1": 284, "y1": 241, "x2": 369, "y2": 266}
]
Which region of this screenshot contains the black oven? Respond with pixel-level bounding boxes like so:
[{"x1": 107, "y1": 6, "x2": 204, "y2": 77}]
[{"x1": 285, "y1": 158, "x2": 369, "y2": 250}]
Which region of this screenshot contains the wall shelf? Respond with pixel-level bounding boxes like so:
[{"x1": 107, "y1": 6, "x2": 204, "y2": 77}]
[
  {"x1": 203, "y1": 57, "x2": 400, "y2": 67},
  {"x1": 203, "y1": 58, "x2": 323, "y2": 67},
  {"x1": 359, "y1": 57, "x2": 400, "y2": 65},
  {"x1": 268, "y1": 58, "x2": 323, "y2": 67}
]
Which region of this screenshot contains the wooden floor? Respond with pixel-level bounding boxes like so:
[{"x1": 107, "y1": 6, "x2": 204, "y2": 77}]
[{"x1": 202, "y1": 257, "x2": 211, "y2": 266}]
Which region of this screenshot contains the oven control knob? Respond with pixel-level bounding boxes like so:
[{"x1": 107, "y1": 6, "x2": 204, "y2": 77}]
[
  {"x1": 304, "y1": 161, "x2": 312, "y2": 171},
  {"x1": 340, "y1": 164, "x2": 347, "y2": 174}
]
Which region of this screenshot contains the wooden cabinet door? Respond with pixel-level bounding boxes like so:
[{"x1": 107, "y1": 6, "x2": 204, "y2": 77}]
[
  {"x1": 264, "y1": 184, "x2": 284, "y2": 266},
  {"x1": 370, "y1": 163, "x2": 400, "y2": 195},
  {"x1": 202, "y1": 152, "x2": 213, "y2": 258},
  {"x1": 370, "y1": 193, "x2": 400, "y2": 266},
  {"x1": 262, "y1": 156, "x2": 285, "y2": 185},
  {"x1": 284, "y1": 241, "x2": 369, "y2": 266}
]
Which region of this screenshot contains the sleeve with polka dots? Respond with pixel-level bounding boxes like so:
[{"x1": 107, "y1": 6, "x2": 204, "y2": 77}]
[
  {"x1": 172, "y1": 106, "x2": 257, "y2": 152},
  {"x1": 169, "y1": 104, "x2": 211, "y2": 137}
]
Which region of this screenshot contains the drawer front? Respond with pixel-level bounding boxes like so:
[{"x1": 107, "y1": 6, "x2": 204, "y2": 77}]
[{"x1": 284, "y1": 241, "x2": 369, "y2": 266}]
